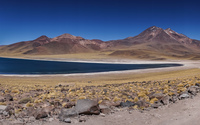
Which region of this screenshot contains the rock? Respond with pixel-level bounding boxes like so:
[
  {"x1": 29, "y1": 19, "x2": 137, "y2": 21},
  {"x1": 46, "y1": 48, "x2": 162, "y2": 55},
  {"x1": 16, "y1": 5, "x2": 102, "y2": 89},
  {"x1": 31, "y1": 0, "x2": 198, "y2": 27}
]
[
  {"x1": 135, "y1": 101, "x2": 150, "y2": 108},
  {"x1": 195, "y1": 83, "x2": 200, "y2": 87},
  {"x1": 4, "y1": 94, "x2": 13, "y2": 101},
  {"x1": 100, "y1": 113, "x2": 106, "y2": 117},
  {"x1": 0, "y1": 105, "x2": 7, "y2": 111},
  {"x1": 148, "y1": 93, "x2": 165, "y2": 100},
  {"x1": 0, "y1": 96, "x2": 5, "y2": 102},
  {"x1": 188, "y1": 86, "x2": 200, "y2": 95},
  {"x1": 151, "y1": 101, "x2": 162, "y2": 108},
  {"x1": 33, "y1": 106, "x2": 54, "y2": 119},
  {"x1": 64, "y1": 118, "x2": 71, "y2": 123},
  {"x1": 75, "y1": 99, "x2": 100, "y2": 115},
  {"x1": 28, "y1": 116, "x2": 35, "y2": 123},
  {"x1": 100, "y1": 100, "x2": 120, "y2": 107},
  {"x1": 170, "y1": 95, "x2": 178, "y2": 103},
  {"x1": 160, "y1": 95, "x2": 169, "y2": 105},
  {"x1": 120, "y1": 101, "x2": 135, "y2": 107},
  {"x1": 179, "y1": 93, "x2": 190, "y2": 100},
  {"x1": 99, "y1": 104, "x2": 111, "y2": 114},
  {"x1": 49, "y1": 118, "x2": 54, "y2": 122},
  {"x1": 2, "y1": 111, "x2": 9, "y2": 116},
  {"x1": 59, "y1": 108, "x2": 78, "y2": 121},
  {"x1": 79, "y1": 116, "x2": 87, "y2": 122},
  {"x1": 18, "y1": 97, "x2": 32, "y2": 104}
]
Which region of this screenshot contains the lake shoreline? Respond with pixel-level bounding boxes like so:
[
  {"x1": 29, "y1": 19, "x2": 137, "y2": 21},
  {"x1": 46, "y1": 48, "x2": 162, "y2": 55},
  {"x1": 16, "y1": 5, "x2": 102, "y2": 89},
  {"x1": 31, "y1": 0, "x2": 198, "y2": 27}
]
[{"x1": 0, "y1": 56, "x2": 199, "y2": 77}]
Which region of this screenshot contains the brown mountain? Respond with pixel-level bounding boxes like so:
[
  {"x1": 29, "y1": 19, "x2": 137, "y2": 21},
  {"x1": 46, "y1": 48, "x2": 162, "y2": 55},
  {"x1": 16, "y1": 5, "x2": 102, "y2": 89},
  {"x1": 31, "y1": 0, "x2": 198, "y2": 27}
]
[
  {"x1": 0, "y1": 33, "x2": 106, "y2": 55},
  {"x1": 0, "y1": 26, "x2": 200, "y2": 59},
  {"x1": 107, "y1": 26, "x2": 200, "y2": 59}
]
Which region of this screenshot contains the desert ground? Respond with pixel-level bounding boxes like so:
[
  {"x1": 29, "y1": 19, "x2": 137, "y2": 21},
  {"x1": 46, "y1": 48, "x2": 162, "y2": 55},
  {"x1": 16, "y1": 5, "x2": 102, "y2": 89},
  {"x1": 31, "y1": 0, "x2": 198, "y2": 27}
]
[{"x1": 0, "y1": 56, "x2": 200, "y2": 125}]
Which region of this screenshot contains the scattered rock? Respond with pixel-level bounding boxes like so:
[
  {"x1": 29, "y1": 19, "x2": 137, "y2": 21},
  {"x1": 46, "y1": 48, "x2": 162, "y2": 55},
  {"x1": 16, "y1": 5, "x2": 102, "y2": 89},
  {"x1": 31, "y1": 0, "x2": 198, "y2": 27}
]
[
  {"x1": 75, "y1": 99, "x2": 100, "y2": 115},
  {"x1": 120, "y1": 101, "x2": 135, "y2": 107},
  {"x1": 179, "y1": 93, "x2": 190, "y2": 100},
  {"x1": 4, "y1": 94, "x2": 13, "y2": 101}
]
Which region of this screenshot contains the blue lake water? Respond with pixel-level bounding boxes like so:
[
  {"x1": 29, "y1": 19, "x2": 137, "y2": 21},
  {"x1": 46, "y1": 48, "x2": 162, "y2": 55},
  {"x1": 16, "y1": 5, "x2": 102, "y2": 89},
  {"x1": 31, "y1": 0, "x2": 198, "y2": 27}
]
[{"x1": 0, "y1": 57, "x2": 182, "y2": 75}]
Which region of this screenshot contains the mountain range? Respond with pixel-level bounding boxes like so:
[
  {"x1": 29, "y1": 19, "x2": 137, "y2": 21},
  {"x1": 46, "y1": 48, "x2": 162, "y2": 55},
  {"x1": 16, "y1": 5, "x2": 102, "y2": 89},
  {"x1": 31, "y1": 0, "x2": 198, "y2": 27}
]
[{"x1": 1, "y1": 26, "x2": 200, "y2": 59}]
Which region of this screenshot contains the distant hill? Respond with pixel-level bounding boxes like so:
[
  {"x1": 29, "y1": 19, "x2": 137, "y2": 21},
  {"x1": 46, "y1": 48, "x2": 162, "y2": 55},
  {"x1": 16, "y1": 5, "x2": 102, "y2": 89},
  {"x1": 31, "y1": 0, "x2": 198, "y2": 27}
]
[{"x1": 1, "y1": 26, "x2": 200, "y2": 59}]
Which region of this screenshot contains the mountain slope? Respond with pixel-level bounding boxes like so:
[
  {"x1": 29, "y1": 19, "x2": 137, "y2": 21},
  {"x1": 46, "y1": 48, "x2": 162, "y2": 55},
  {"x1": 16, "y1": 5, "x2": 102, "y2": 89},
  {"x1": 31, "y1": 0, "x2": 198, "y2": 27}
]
[
  {"x1": 107, "y1": 26, "x2": 200, "y2": 59},
  {"x1": 0, "y1": 26, "x2": 200, "y2": 59}
]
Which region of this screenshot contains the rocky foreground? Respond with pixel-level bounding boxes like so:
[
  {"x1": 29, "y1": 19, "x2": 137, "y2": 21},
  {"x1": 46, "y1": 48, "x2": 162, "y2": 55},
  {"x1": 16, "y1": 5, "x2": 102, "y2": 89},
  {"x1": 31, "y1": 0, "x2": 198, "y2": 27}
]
[{"x1": 0, "y1": 76, "x2": 200, "y2": 124}]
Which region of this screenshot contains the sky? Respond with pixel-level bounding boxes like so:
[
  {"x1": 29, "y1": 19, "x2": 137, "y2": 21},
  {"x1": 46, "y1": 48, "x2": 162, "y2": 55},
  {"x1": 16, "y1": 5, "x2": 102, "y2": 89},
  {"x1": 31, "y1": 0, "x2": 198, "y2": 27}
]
[{"x1": 0, "y1": 0, "x2": 200, "y2": 45}]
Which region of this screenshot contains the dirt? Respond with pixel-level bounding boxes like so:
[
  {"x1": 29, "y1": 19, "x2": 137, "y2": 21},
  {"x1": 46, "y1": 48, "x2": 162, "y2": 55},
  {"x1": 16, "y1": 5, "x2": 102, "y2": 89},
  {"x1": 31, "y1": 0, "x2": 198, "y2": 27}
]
[{"x1": 42, "y1": 94, "x2": 200, "y2": 125}]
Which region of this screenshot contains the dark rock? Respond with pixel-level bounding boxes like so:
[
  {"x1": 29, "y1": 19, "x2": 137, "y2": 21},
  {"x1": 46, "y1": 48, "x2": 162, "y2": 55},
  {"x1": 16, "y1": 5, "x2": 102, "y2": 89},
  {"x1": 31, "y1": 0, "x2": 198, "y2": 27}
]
[
  {"x1": 179, "y1": 93, "x2": 190, "y2": 100},
  {"x1": 151, "y1": 101, "x2": 162, "y2": 108},
  {"x1": 120, "y1": 101, "x2": 135, "y2": 107},
  {"x1": 195, "y1": 83, "x2": 200, "y2": 87},
  {"x1": 63, "y1": 98, "x2": 69, "y2": 102},
  {"x1": 188, "y1": 86, "x2": 200, "y2": 95},
  {"x1": 4, "y1": 94, "x2": 13, "y2": 101},
  {"x1": 75, "y1": 99, "x2": 100, "y2": 115},
  {"x1": 160, "y1": 95, "x2": 169, "y2": 105},
  {"x1": 5, "y1": 105, "x2": 14, "y2": 116}
]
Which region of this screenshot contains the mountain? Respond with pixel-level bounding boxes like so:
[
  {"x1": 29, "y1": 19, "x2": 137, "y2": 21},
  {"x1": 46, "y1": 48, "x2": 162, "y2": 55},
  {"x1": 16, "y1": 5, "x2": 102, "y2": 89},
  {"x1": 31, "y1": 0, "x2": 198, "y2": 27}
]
[
  {"x1": 0, "y1": 33, "x2": 106, "y2": 55},
  {"x1": 107, "y1": 26, "x2": 200, "y2": 59},
  {"x1": 0, "y1": 26, "x2": 200, "y2": 59}
]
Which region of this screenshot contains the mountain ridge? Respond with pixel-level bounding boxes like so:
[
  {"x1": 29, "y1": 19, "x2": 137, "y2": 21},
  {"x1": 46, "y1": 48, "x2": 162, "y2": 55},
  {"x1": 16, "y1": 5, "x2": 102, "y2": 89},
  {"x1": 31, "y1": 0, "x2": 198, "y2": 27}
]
[{"x1": 1, "y1": 26, "x2": 200, "y2": 59}]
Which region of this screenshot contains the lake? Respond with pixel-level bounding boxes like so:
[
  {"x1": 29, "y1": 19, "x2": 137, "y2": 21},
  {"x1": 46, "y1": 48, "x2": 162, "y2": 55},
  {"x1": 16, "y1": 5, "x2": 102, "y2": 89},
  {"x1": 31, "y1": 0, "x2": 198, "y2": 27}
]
[{"x1": 0, "y1": 57, "x2": 182, "y2": 75}]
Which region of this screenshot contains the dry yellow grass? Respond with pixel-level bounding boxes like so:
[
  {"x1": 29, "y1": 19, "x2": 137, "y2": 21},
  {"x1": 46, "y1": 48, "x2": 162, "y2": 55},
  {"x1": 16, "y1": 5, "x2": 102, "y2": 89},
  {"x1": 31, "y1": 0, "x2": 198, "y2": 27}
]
[{"x1": 0, "y1": 68, "x2": 200, "y2": 87}]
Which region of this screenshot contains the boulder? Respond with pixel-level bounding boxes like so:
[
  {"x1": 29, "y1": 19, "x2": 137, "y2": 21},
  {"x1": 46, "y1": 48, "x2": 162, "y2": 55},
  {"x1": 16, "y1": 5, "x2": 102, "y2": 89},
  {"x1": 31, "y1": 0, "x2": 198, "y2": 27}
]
[
  {"x1": 75, "y1": 99, "x2": 100, "y2": 115},
  {"x1": 120, "y1": 101, "x2": 135, "y2": 107}
]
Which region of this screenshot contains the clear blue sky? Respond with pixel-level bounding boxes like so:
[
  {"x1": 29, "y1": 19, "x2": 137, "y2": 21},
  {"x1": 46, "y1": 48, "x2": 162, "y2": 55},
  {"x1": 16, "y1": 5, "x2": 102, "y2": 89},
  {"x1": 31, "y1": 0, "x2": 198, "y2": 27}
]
[{"x1": 0, "y1": 0, "x2": 200, "y2": 45}]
